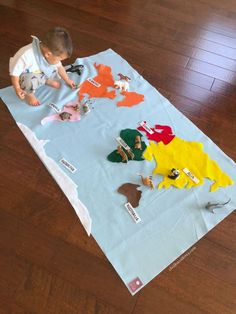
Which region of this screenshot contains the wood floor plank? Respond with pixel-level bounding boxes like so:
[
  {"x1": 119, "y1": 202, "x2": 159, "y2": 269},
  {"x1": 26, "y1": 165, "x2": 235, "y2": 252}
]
[{"x1": 186, "y1": 58, "x2": 236, "y2": 84}]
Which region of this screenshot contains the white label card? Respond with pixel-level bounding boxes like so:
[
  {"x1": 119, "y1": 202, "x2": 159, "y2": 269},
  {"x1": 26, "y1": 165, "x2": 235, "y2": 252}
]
[
  {"x1": 60, "y1": 158, "x2": 77, "y2": 173},
  {"x1": 125, "y1": 202, "x2": 141, "y2": 223},
  {"x1": 116, "y1": 137, "x2": 131, "y2": 151},
  {"x1": 87, "y1": 77, "x2": 101, "y2": 87},
  {"x1": 139, "y1": 121, "x2": 154, "y2": 134},
  {"x1": 47, "y1": 102, "x2": 61, "y2": 113},
  {"x1": 183, "y1": 168, "x2": 199, "y2": 184}
]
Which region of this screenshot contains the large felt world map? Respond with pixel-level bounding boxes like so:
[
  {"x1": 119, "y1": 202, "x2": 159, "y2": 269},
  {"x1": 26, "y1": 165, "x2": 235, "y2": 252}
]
[{"x1": 0, "y1": 49, "x2": 235, "y2": 295}]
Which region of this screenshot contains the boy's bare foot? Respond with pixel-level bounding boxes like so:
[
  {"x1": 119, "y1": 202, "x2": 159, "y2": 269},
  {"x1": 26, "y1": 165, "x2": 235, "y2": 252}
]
[
  {"x1": 46, "y1": 79, "x2": 61, "y2": 89},
  {"x1": 25, "y1": 93, "x2": 41, "y2": 106}
]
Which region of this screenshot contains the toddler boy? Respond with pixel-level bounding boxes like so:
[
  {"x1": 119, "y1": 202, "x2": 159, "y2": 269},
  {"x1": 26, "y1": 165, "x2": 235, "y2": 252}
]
[{"x1": 9, "y1": 27, "x2": 75, "y2": 106}]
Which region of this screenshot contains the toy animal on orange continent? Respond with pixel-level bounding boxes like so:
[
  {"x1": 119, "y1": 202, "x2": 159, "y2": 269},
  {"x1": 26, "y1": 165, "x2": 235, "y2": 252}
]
[{"x1": 114, "y1": 73, "x2": 131, "y2": 92}]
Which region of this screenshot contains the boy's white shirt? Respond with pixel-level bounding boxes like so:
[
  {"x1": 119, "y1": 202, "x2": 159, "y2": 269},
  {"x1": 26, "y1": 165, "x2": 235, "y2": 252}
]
[{"x1": 9, "y1": 43, "x2": 62, "y2": 76}]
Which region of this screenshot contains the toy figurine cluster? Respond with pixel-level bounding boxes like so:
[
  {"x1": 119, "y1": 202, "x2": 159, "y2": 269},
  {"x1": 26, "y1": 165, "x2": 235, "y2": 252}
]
[
  {"x1": 112, "y1": 121, "x2": 233, "y2": 220},
  {"x1": 58, "y1": 99, "x2": 91, "y2": 121}
]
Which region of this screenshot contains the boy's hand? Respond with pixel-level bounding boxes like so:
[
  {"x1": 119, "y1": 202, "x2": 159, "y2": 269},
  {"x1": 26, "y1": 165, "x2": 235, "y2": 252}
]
[
  {"x1": 15, "y1": 87, "x2": 26, "y2": 99},
  {"x1": 66, "y1": 79, "x2": 77, "y2": 89}
]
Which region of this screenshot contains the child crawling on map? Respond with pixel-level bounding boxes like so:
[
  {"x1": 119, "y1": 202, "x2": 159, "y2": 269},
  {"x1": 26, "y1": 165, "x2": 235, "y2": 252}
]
[{"x1": 9, "y1": 27, "x2": 76, "y2": 106}]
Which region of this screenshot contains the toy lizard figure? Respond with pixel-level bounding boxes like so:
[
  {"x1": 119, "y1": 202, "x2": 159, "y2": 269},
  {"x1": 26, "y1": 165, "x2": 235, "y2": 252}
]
[{"x1": 205, "y1": 198, "x2": 231, "y2": 213}]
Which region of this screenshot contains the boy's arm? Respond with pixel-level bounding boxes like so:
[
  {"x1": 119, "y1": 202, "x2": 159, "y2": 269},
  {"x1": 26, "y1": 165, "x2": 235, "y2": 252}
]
[
  {"x1": 57, "y1": 66, "x2": 76, "y2": 89},
  {"x1": 11, "y1": 75, "x2": 26, "y2": 99}
]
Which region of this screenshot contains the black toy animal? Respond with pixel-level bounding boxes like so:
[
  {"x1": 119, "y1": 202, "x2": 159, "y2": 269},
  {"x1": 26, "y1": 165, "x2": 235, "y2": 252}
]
[{"x1": 66, "y1": 64, "x2": 84, "y2": 76}]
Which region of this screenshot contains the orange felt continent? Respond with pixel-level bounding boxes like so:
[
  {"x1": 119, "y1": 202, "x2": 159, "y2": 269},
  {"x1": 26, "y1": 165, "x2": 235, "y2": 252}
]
[
  {"x1": 117, "y1": 91, "x2": 144, "y2": 107},
  {"x1": 79, "y1": 63, "x2": 116, "y2": 101}
]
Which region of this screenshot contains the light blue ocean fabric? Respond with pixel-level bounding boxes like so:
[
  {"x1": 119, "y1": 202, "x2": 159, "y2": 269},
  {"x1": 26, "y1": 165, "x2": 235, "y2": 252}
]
[{"x1": 1, "y1": 49, "x2": 235, "y2": 295}]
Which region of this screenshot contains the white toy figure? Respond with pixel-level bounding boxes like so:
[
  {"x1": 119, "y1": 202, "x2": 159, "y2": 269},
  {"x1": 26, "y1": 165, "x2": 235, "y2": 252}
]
[{"x1": 114, "y1": 73, "x2": 131, "y2": 92}]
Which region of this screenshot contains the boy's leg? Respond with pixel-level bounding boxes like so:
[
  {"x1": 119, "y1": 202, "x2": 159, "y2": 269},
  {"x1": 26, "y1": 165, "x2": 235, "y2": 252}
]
[
  {"x1": 46, "y1": 79, "x2": 61, "y2": 89},
  {"x1": 19, "y1": 73, "x2": 46, "y2": 106},
  {"x1": 46, "y1": 69, "x2": 61, "y2": 89}
]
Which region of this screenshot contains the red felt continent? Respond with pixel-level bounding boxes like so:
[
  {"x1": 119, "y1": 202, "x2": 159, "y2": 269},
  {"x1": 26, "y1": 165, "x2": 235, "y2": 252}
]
[{"x1": 137, "y1": 123, "x2": 175, "y2": 144}]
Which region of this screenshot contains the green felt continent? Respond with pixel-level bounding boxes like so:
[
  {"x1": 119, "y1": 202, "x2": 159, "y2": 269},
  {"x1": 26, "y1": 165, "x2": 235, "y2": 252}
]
[{"x1": 107, "y1": 129, "x2": 146, "y2": 163}]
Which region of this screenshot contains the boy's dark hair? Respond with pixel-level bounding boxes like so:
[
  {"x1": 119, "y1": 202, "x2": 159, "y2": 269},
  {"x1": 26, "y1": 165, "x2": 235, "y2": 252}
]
[{"x1": 42, "y1": 27, "x2": 73, "y2": 57}]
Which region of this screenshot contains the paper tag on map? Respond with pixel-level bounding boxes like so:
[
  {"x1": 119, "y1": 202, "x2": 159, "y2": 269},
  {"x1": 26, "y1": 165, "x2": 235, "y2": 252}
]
[
  {"x1": 183, "y1": 168, "x2": 199, "y2": 184},
  {"x1": 47, "y1": 102, "x2": 61, "y2": 113},
  {"x1": 116, "y1": 137, "x2": 131, "y2": 151},
  {"x1": 128, "y1": 277, "x2": 143, "y2": 293},
  {"x1": 60, "y1": 158, "x2": 77, "y2": 173},
  {"x1": 87, "y1": 77, "x2": 101, "y2": 87},
  {"x1": 139, "y1": 121, "x2": 154, "y2": 134},
  {"x1": 125, "y1": 202, "x2": 141, "y2": 223}
]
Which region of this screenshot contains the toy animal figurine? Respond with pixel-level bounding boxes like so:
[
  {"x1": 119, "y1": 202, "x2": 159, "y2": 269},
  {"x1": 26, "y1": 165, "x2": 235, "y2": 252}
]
[
  {"x1": 72, "y1": 103, "x2": 80, "y2": 111},
  {"x1": 135, "y1": 135, "x2": 142, "y2": 150},
  {"x1": 127, "y1": 149, "x2": 135, "y2": 160},
  {"x1": 168, "y1": 168, "x2": 180, "y2": 180},
  {"x1": 205, "y1": 198, "x2": 231, "y2": 213},
  {"x1": 138, "y1": 174, "x2": 155, "y2": 189},
  {"x1": 117, "y1": 145, "x2": 128, "y2": 163},
  {"x1": 66, "y1": 64, "x2": 84, "y2": 75},
  {"x1": 82, "y1": 102, "x2": 90, "y2": 114},
  {"x1": 59, "y1": 112, "x2": 72, "y2": 121},
  {"x1": 114, "y1": 73, "x2": 131, "y2": 92},
  {"x1": 118, "y1": 73, "x2": 131, "y2": 81}
]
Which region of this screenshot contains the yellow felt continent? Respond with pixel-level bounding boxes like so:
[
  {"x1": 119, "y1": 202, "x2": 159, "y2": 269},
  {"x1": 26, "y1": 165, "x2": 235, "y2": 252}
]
[{"x1": 143, "y1": 137, "x2": 234, "y2": 192}]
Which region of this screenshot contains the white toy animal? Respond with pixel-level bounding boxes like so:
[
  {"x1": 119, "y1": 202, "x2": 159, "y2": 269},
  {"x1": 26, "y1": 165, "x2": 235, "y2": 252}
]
[{"x1": 114, "y1": 73, "x2": 131, "y2": 92}]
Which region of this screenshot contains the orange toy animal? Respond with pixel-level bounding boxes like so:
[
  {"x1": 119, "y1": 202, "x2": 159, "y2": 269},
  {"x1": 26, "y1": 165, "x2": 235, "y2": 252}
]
[
  {"x1": 135, "y1": 135, "x2": 142, "y2": 150},
  {"x1": 138, "y1": 175, "x2": 155, "y2": 189}
]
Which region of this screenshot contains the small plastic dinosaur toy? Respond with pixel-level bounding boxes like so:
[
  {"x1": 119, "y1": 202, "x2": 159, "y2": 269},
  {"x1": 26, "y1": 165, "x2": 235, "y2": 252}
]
[
  {"x1": 205, "y1": 198, "x2": 231, "y2": 213},
  {"x1": 138, "y1": 174, "x2": 155, "y2": 189},
  {"x1": 66, "y1": 64, "x2": 84, "y2": 75}
]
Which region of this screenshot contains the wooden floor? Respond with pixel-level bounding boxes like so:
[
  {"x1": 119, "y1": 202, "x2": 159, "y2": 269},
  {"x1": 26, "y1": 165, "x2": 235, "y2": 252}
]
[{"x1": 0, "y1": 1, "x2": 236, "y2": 313}]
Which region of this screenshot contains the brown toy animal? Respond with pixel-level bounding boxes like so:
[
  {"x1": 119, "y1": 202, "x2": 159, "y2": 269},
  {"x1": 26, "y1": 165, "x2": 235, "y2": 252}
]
[
  {"x1": 117, "y1": 145, "x2": 128, "y2": 163},
  {"x1": 138, "y1": 175, "x2": 155, "y2": 189},
  {"x1": 118, "y1": 73, "x2": 131, "y2": 81},
  {"x1": 59, "y1": 112, "x2": 72, "y2": 120},
  {"x1": 127, "y1": 149, "x2": 135, "y2": 160},
  {"x1": 135, "y1": 135, "x2": 142, "y2": 150},
  {"x1": 72, "y1": 103, "x2": 80, "y2": 111}
]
